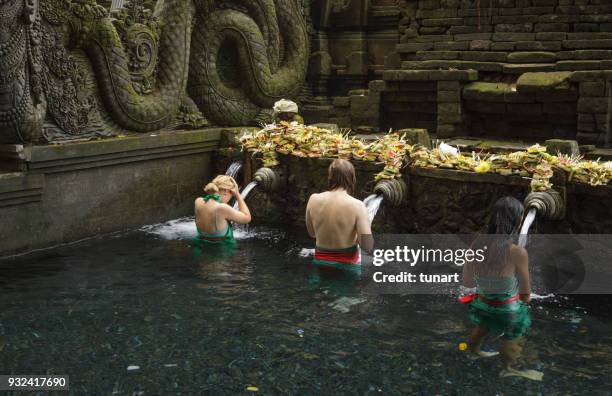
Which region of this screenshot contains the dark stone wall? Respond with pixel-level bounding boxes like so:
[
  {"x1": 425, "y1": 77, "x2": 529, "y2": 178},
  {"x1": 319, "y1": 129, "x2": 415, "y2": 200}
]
[
  {"x1": 305, "y1": 0, "x2": 612, "y2": 145},
  {"x1": 0, "y1": 130, "x2": 222, "y2": 255},
  {"x1": 401, "y1": 0, "x2": 612, "y2": 71}
]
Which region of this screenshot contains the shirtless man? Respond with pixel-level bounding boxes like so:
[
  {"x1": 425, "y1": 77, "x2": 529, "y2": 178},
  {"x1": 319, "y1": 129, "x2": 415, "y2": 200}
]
[{"x1": 305, "y1": 159, "x2": 373, "y2": 268}]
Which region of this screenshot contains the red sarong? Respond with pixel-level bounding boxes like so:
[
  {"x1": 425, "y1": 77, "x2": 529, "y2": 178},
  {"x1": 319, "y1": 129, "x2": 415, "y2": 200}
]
[
  {"x1": 314, "y1": 246, "x2": 360, "y2": 265},
  {"x1": 459, "y1": 294, "x2": 520, "y2": 305}
]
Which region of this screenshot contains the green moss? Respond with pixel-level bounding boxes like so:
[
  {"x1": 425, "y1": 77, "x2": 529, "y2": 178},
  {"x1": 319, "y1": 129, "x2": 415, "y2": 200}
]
[
  {"x1": 516, "y1": 72, "x2": 574, "y2": 93},
  {"x1": 507, "y1": 51, "x2": 556, "y2": 63},
  {"x1": 476, "y1": 141, "x2": 492, "y2": 149},
  {"x1": 463, "y1": 82, "x2": 510, "y2": 102}
]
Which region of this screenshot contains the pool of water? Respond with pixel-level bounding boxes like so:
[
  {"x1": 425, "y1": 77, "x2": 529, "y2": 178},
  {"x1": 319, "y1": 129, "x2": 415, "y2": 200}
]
[{"x1": 1, "y1": 219, "x2": 611, "y2": 394}]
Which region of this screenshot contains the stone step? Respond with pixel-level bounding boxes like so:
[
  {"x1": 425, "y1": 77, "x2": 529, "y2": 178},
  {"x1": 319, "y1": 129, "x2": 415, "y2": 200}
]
[
  {"x1": 503, "y1": 63, "x2": 557, "y2": 73},
  {"x1": 563, "y1": 39, "x2": 612, "y2": 49},
  {"x1": 402, "y1": 60, "x2": 504, "y2": 72},
  {"x1": 383, "y1": 69, "x2": 478, "y2": 82},
  {"x1": 566, "y1": 32, "x2": 612, "y2": 40},
  {"x1": 401, "y1": 59, "x2": 607, "y2": 73},
  {"x1": 396, "y1": 42, "x2": 434, "y2": 53}
]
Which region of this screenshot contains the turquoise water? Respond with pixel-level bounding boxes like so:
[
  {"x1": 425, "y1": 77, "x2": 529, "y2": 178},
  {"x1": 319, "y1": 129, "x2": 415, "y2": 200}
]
[{"x1": 0, "y1": 219, "x2": 611, "y2": 394}]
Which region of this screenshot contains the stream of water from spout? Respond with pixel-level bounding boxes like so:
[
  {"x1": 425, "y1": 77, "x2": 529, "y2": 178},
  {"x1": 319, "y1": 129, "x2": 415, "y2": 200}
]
[
  {"x1": 225, "y1": 162, "x2": 242, "y2": 179},
  {"x1": 233, "y1": 181, "x2": 258, "y2": 210},
  {"x1": 518, "y1": 207, "x2": 537, "y2": 248},
  {"x1": 364, "y1": 194, "x2": 384, "y2": 225}
]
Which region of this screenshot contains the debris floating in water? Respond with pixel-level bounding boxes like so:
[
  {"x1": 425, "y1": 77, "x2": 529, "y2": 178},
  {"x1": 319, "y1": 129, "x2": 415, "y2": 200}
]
[
  {"x1": 330, "y1": 297, "x2": 366, "y2": 313},
  {"x1": 127, "y1": 365, "x2": 140, "y2": 371},
  {"x1": 299, "y1": 248, "x2": 314, "y2": 257}
]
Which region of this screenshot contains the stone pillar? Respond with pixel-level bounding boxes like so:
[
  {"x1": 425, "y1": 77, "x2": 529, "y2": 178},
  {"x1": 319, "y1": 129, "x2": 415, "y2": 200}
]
[
  {"x1": 437, "y1": 81, "x2": 464, "y2": 138},
  {"x1": 577, "y1": 78, "x2": 609, "y2": 145},
  {"x1": 346, "y1": 80, "x2": 385, "y2": 131}
]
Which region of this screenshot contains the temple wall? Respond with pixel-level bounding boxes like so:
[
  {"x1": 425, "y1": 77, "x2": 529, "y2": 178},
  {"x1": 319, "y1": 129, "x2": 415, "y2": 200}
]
[
  {"x1": 305, "y1": 0, "x2": 612, "y2": 145},
  {"x1": 401, "y1": 0, "x2": 612, "y2": 143},
  {"x1": 0, "y1": 130, "x2": 222, "y2": 255}
]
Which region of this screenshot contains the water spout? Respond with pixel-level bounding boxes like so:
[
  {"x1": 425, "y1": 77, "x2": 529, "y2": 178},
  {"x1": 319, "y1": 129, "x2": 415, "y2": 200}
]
[
  {"x1": 364, "y1": 194, "x2": 384, "y2": 225},
  {"x1": 524, "y1": 190, "x2": 565, "y2": 220},
  {"x1": 233, "y1": 181, "x2": 258, "y2": 210},
  {"x1": 518, "y1": 207, "x2": 537, "y2": 248},
  {"x1": 225, "y1": 162, "x2": 242, "y2": 179},
  {"x1": 253, "y1": 167, "x2": 280, "y2": 192},
  {"x1": 373, "y1": 179, "x2": 407, "y2": 207}
]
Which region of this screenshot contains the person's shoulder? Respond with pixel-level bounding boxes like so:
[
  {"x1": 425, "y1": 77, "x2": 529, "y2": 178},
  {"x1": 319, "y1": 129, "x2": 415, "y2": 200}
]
[
  {"x1": 509, "y1": 244, "x2": 528, "y2": 261},
  {"x1": 217, "y1": 203, "x2": 233, "y2": 212},
  {"x1": 347, "y1": 194, "x2": 365, "y2": 207},
  {"x1": 308, "y1": 191, "x2": 324, "y2": 201}
]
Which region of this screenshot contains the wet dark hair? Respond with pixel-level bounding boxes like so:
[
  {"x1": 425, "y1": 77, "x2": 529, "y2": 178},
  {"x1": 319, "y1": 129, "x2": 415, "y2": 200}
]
[
  {"x1": 475, "y1": 196, "x2": 525, "y2": 276},
  {"x1": 487, "y1": 196, "x2": 524, "y2": 235},
  {"x1": 328, "y1": 159, "x2": 356, "y2": 195}
]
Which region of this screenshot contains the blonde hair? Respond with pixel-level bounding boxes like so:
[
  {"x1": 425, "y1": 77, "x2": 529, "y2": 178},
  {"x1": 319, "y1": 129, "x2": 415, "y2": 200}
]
[{"x1": 204, "y1": 175, "x2": 238, "y2": 195}]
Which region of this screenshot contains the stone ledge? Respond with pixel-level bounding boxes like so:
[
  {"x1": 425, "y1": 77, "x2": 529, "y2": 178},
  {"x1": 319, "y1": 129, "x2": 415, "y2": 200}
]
[
  {"x1": 383, "y1": 69, "x2": 477, "y2": 81},
  {"x1": 0, "y1": 173, "x2": 44, "y2": 208},
  {"x1": 278, "y1": 153, "x2": 384, "y2": 173},
  {"x1": 463, "y1": 82, "x2": 511, "y2": 102},
  {"x1": 409, "y1": 166, "x2": 531, "y2": 187},
  {"x1": 516, "y1": 71, "x2": 574, "y2": 92},
  {"x1": 24, "y1": 129, "x2": 222, "y2": 174}
]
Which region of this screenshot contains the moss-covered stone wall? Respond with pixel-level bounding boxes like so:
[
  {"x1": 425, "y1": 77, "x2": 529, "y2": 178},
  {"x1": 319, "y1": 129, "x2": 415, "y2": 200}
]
[{"x1": 305, "y1": 0, "x2": 612, "y2": 145}]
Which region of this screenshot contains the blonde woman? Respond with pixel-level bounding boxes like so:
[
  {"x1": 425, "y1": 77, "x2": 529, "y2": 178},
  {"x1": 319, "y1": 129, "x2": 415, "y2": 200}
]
[{"x1": 194, "y1": 175, "x2": 251, "y2": 244}]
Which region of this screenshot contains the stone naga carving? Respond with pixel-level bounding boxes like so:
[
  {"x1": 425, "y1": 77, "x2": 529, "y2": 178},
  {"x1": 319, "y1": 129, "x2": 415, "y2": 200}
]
[
  {"x1": 0, "y1": 0, "x2": 47, "y2": 143},
  {"x1": 188, "y1": 0, "x2": 310, "y2": 125},
  {"x1": 0, "y1": 0, "x2": 309, "y2": 143}
]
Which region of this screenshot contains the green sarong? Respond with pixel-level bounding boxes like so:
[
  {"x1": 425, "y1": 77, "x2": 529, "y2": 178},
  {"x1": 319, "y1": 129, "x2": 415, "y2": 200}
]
[{"x1": 467, "y1": 275, "x2": 531, "y2": 340}]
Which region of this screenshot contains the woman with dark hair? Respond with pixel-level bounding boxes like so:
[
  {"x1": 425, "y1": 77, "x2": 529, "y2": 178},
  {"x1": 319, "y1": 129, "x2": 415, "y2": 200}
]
[{"x1": 462, "y1": 196, "x2": 543, "y2": 380}]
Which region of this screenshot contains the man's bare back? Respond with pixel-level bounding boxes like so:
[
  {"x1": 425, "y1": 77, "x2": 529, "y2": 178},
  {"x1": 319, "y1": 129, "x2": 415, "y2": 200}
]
[{"x1": 306, "y1": 190, "x2": 371, "y2": 249}]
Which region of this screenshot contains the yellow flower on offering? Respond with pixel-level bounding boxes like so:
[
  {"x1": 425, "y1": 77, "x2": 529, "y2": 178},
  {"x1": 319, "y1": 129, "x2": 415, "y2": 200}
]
[
  {"x1": 474, "y1": 160, "x2": 491, "y2": 173},
  {"x1": 540, "y1": 152, "x2": 554, "y2": 161},
  {"x1": 459, "y1": 342, "x2": 468, "y2": 351},
  {"x1": 527, "y1": 143, "x2": 546, "y2": 154}
]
